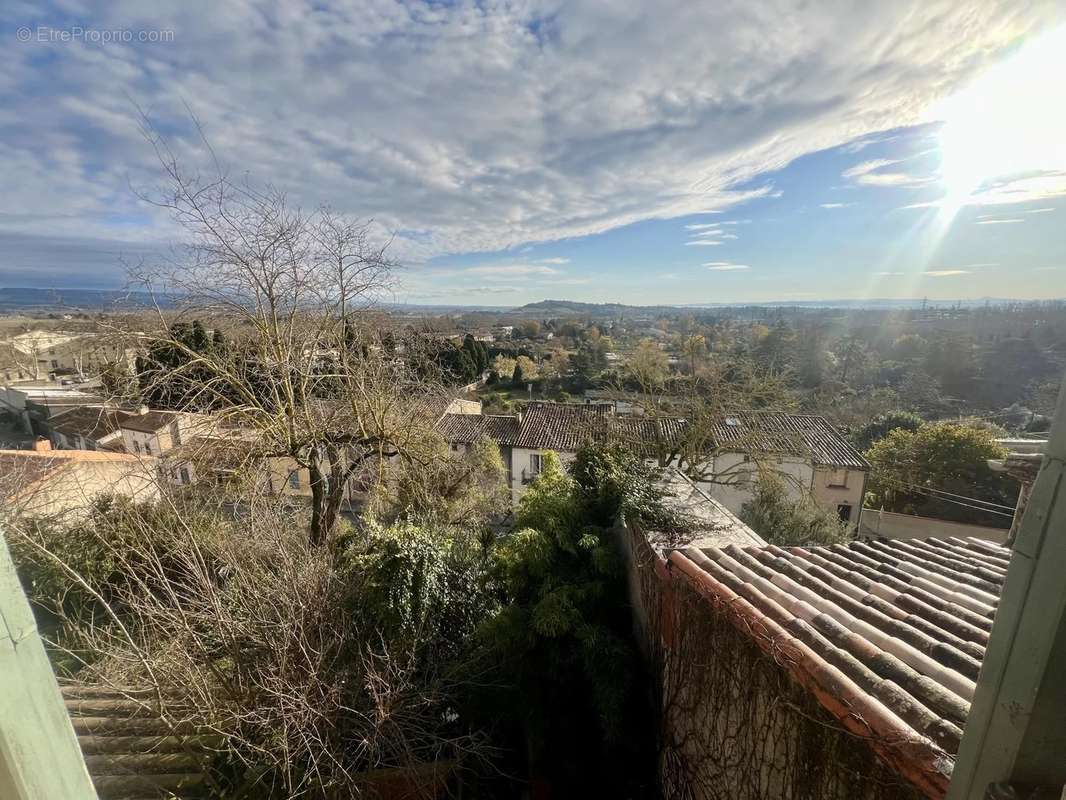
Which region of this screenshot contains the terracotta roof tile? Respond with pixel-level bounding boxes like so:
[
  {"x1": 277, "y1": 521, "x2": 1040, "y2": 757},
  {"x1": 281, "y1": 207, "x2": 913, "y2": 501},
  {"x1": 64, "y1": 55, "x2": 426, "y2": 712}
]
[
  {"x1": 667, "y1": 535, "x2": 1011, "y2": 792},
  {"x1": 512, "y1": 402, "x2": 686, "y2": 454},
  {"x1": 435, "y1": 413, "x2": 520, "y2": 446},
  {"x1": 704, "y1": 411, "x2": 870, "y2": 469}
]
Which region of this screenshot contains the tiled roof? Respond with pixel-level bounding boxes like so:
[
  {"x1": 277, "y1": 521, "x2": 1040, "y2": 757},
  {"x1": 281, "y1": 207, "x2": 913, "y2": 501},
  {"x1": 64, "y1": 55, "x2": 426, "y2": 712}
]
[
  {"x1": 512, "y1": 402, "x2": 686, "y2": 454},
  {"x1": 435, "y1": 413, "x2": 520, "y2": 446},
  {"x1": 506, "y1": 403, "x2": 865, "y2": 469},
  {"x1": 667, "y1": 535, "x2": 1010, "y2": 796},
  {"x1": 705, "y1": 412, "x2": 869, "y2": 469},
  {"x1": 49, "y1": 406, "x2": 134, "y2": 440},
  {"x1": 120, "y1": 410, "x2": 181, "y2": 433}
]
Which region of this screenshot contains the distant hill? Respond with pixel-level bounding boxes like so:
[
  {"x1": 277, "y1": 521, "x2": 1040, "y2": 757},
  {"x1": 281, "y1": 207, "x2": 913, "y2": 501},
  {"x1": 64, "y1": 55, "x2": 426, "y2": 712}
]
[{"x1": 0, "y1": 287, "x2": 170, "y2": 312}]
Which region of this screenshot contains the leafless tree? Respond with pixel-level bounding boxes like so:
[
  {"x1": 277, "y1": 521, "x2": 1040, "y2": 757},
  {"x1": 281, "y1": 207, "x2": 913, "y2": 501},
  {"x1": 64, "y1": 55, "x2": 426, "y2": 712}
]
[{"x1": 125, "y1": 115, "x2": 450, "y2": 545}]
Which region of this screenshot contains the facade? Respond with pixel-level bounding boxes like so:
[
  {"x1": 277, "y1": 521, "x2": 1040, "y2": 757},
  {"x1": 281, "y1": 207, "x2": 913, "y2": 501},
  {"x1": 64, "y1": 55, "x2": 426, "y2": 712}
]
[
  {"x1": 119, "y1": 409, "x2": 215, "y2": 487},
  {"x1": 2, "y1": 330, "x2": 137, "y2": 381},
  {"x1": 0, "y1": 441, "x2": 160, "y2": 522}
]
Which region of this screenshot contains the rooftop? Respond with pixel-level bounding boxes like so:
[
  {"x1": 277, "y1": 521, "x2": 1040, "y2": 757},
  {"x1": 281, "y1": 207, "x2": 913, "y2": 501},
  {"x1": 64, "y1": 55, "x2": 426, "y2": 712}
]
[
  {"x1": 48, "y1": 405, "x2": 134, "y2": 440},
  {"x1": 512, "y1": 402, "x2": 687, "y2": 455},
  {"x1": 667, "y1": 535, "x2": 1010, "y2": 796},
  {"x1": 704, "y1": 411, "x2": 870, "y2": 470},
  {"x1": 435, "y1": 413, "x2": 520, "y2": 446},
  {"x1": 503, "y1": 403, "x2": 866, "y2": 469},
  {"x1": 120, "y1": 410, "x2": 182, "y2": 433}
]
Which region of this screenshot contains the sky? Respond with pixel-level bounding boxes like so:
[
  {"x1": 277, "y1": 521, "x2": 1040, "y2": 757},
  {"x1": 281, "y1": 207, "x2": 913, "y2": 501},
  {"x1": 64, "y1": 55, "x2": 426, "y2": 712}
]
[{"x1": 2, "y1": 1, "x2": 1065, "y2": 306}]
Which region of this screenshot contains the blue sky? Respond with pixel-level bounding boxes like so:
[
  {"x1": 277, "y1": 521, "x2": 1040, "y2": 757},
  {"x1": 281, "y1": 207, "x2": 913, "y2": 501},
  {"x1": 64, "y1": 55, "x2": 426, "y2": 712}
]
[{"x1": 2, "y1": 1, "x2": 1064, "y2": 305}]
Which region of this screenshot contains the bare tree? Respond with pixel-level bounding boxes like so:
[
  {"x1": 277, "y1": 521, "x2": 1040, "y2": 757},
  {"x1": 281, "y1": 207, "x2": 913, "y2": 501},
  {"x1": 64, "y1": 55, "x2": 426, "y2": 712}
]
[{"x1": 127, "y1": 116, "x2": 449, "y2": 545}]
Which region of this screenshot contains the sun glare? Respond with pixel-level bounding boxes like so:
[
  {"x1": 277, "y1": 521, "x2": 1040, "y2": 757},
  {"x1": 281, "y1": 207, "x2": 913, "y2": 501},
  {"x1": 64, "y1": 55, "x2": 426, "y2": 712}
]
[{"x1": 936, "y1": 25, "x2": 1066, "y2": 205}]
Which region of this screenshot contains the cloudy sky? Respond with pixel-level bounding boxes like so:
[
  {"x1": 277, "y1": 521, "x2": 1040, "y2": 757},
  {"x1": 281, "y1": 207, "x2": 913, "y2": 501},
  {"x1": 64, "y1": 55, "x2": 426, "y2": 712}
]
[{"x1": 3, "y1": 1, "x2": 1065, "y2": 306}]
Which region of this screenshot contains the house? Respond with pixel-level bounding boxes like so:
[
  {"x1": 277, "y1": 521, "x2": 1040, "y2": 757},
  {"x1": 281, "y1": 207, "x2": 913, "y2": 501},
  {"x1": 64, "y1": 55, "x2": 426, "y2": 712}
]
[
  {"x1": 691, "y1": 412, "x2": 869, "y2": 530},
  {"x1": 0, "y1": 382, "x2": 105, "y2": 436},
  {"x1": 620, "y1": 512, "x2": 1010, "y2": 799},
  {"x1": 0, "y1": 439, "x2": 160, "y2": 522},
  {"x1": 46, "y1": 405, "x2": 134, "y2": 451},
  {"x1": 436, "y1": 402, "x2": 868, "y2": 528},
  {"x1": 435, "y1": 412, "x2": 520, "y2": 485},
  {"x1": 119, "y1": 408, "x2": 216, "y2": 487},
  {"x1": 2, "y1": 330, "x2": 138, "y2": 381}
]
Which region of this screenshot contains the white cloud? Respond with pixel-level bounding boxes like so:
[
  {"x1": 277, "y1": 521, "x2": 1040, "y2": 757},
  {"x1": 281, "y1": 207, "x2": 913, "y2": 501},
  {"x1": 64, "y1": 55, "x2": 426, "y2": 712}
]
[
  {"x1": 0, "y1": 0, "x2": 1058, "y2": 283},
  {"x1": 820, "y1": 202, "x2": 852, "y2": 209},
  {"x1": 462, "y1": 263, "x2": 560, "y2": 277},
  {"x1": 925, "y1": 269, "x2": 971, "y2": 277},
  {"x1": 976, "y1": 217, "x2": 1025, "y2": 225},
  {"x1": 842, "y1": 159, "x2": 932, "y2": 188},
  {"x1": 705, "y1": 262, "x2": 750, "y2": 271},
  {"x1": 1026, "y1": 206, "x2": 1057, "y2": 214},
  {"x1": 685, "y1": 223, "x2": 721, "y2": 231},
  {"x1": 685, "y1": 240, "x2": 724, "y2": 246},
  {"x1": 537, "y1": 257, "x2": 571, "y2": 264}
]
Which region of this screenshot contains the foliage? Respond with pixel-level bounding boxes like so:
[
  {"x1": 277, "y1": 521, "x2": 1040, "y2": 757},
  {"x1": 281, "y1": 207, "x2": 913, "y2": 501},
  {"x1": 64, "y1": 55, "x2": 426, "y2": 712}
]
[
  {"x1": 10, "y1": 494, "x2": 497, "y2": 798},
  {"x1": 739, "y1": 476, "x2": 849, "y2": 546},
  {"x1": 851, "y1": 410, "x2": 923, "y2": 452},
  {"x1": 476, "y1": 448, "x2": 661, "y2": 795},
  {"x1": 344, "y1": 516, "x2": 498, "y2": 668},
  {"x1": 366, "y1": 435, "x2": 510, "y2": 528},
  {"x1": 865, "y1": 422, "x2": 1014, "y2": 525}
]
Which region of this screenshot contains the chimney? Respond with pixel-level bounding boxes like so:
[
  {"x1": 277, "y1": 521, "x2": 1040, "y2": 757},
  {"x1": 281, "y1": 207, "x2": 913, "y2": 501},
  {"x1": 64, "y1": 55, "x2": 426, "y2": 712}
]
[{"x1": 32, "y1": 438, "x2": 51, "y2": 452}]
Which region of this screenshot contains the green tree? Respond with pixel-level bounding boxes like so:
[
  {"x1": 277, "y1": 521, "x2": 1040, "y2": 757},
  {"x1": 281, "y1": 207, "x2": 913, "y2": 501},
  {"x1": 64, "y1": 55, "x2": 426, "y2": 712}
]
[
  {"x1": 851, "y1": 410, "x2": 923, "y2": 452},
  {"x1": 740, "y1": 476, "x2": 849, "y2": 546},
  {"x1": 865, "y1": 422, "x2": 1014, "y2": 525},
  {"x1": 478, "y1": 448, "x2": 661, "y2": 794}
]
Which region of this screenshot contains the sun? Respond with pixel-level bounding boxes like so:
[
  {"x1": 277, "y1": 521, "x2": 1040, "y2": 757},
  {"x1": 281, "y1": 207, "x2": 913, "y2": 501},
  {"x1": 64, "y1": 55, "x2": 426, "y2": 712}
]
[{"x1": 935, "y1": 25, "x2": 1066, "y2": 205}]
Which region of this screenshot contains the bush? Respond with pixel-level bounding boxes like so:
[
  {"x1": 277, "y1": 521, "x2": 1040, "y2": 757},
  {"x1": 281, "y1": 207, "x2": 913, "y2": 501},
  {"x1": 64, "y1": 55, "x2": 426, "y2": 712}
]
[
  {"x1": 740, "y1": 476, "x2": 850, "y2": 546},
  {"x1": 851, "y1": 410, "x2": 923, "y2": 452},
  {"x1": 9, "y1": 494, "x2": 498, "y2": 798},
  {"x1": 476, "y1": 448, "x2": 662, "y2": 795}
]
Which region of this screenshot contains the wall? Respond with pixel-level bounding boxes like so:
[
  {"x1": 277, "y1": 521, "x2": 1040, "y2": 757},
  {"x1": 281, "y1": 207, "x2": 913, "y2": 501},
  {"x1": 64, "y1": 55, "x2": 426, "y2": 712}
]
[
  {"x1": 11, "y1": 458, "x2": 160, "y2": 522},
  {"x1": 618, "y1": 521, "x2": 927, "y2": 800},
  {"x1": 859, "y1": 508, "x2": 1008, "y2": 545}
]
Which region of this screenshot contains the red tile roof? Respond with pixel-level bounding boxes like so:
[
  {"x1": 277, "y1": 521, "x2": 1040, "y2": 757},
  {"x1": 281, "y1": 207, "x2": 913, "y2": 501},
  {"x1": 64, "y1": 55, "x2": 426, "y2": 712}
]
[
  {"x1": 667, "y1": 535, "x2": 1010, "y2": 798},
  {"x1": 435, "y1": 413, "x2": 520, "y2": 446}
]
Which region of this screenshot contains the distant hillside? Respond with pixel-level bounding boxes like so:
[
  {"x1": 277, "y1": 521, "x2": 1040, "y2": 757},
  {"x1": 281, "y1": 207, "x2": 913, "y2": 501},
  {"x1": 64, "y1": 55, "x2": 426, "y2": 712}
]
[{"x1": 0, "y1": 287, "x2": 170, "y2": 312}]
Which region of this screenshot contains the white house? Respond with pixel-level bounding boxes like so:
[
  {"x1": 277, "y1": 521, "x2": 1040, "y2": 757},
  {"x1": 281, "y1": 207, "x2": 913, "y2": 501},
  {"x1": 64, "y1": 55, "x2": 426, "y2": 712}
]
[{"x1": 437, "y1": 402, "x2": 869, "y2": 531}]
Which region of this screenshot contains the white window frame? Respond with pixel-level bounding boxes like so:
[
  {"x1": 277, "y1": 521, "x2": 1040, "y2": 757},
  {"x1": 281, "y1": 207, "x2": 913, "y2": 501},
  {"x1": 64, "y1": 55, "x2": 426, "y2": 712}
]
[{"x1": 529, "y1": 452, "x2": 544, "y2": 475}]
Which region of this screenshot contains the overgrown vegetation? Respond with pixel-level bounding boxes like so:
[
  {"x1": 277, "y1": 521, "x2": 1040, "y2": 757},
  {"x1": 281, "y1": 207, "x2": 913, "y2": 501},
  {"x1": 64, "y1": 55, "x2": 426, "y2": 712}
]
[
  {"x1": 740, "y1": 476, "x2": 850, "y2": 546},
  {"x1": 7, "y1": 443, "x2": 684, "y2": 798}
]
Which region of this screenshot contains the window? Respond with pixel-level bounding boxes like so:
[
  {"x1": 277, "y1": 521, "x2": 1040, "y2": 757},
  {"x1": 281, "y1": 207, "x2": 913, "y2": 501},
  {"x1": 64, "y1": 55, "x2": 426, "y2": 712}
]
[
  {"x1": 143, "y1": 441, "x2": 152, "y2": 456},
  {"x1": 289, "y1": 471, "x2": 301, "y2": 490},
  {"x1": 451, "y1": 443, "x2": 460, "y2": 452},
  {"x1": 50, "y1": 360, "x2": 59, "y2": 369},
  {"x1": 837, "y1": 504, "x2": 852, "y2": 523},
  {"x1": 179, "y1": 467, "x2": 190, "y2": 484},
  {"x1": 529, "y1": 452, "x2": 544, "y2": 475},
  {"x1": 827, "y1": 468, "x2": 848, "y2": 488},
  {"x1": 132, "y1": 440, "x2": 141, "y2": 454},
  {"x1": 170, "y1": 420, "x2": 182, "y2": 446}
]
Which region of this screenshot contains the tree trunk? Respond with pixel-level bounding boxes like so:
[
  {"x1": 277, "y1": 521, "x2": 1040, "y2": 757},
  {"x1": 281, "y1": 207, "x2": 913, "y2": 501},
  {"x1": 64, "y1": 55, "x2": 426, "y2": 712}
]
[{"x1": 308, "y1": 457, "x2": 328, "y2": 547}]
